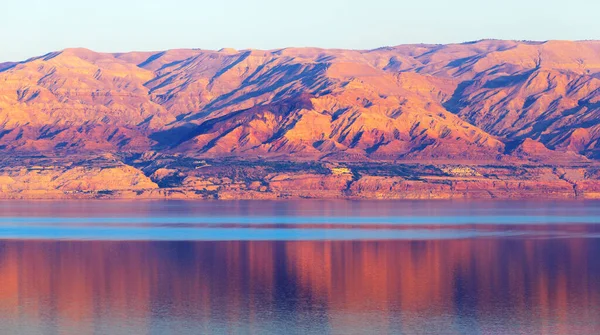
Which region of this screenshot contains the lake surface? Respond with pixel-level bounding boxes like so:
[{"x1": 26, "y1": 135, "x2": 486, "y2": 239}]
[{"x1": 0, "y1": 200, "x2": 599, "y2": 334}]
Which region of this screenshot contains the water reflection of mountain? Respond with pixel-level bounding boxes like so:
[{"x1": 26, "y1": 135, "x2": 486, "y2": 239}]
[{"x1": 0, "y1": 239, "x2": 599, "y2": 334}]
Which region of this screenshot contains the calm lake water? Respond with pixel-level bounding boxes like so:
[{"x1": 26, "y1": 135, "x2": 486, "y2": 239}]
[{"x1": 0, "y1": 200, "x2": 599, "y2": 334}]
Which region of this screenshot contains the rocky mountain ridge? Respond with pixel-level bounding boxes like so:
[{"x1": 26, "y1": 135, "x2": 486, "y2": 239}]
[
  {"x1": 0, "y1": 40, "x2": 598, "y2": 161},
  {"x1": 1, "y1": 40, "x2": 599, "y2": 199}
]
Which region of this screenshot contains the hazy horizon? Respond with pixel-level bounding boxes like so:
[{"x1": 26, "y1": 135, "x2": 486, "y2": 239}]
[
  {"x1": 1, "y1": 0, "x2": 599, "y2": 62},
  {"x1": 2, "y1": 38, "x2": 599, "y2": 64}
]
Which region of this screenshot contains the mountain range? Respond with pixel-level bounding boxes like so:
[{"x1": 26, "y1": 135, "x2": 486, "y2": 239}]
[{"x1": 1, "y1": 40, "x2": 599, "y2": 199}]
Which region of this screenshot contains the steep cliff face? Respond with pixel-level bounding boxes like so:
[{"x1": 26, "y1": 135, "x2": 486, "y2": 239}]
[
  {"x1": 437, "y1": 41, "x2": 600, "y2": 159},
  {"x1": 0, "y1": 40, "x2": 598, "y2": 162}
]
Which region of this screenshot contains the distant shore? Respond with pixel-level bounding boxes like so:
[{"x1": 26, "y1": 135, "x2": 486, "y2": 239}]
[{"x1": 2, "y1": 156, "x2": 599, "y2": 200}]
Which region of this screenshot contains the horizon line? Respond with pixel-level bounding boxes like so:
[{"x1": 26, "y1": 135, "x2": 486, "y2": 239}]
[{"x1": 2, "y1": 38, "x2": 599, "y2": 64}]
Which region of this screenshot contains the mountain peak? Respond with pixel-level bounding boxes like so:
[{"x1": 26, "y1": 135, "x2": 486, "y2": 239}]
[
  {"x1": 218, "y1": 48, "x2": 238, "y2": 54},
  {"x1": 60, "y1": 47, "x2": 105, "y2": 59}
]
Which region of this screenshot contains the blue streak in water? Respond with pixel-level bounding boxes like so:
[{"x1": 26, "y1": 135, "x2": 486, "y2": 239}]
[
  {"x1": 0, "y1": 225, "x2": 533, "y2": 241},
  {"x1": 0, "y1": 215, "x2": 598, "y2": 225}
]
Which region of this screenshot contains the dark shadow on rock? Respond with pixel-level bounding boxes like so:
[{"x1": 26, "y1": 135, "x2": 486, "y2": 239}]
[
  {"x1": 442, "y1": 80, "x2": 475, "y2": 114},
  {"x1": 138, "y1": 51, "x2": 166, "y2": 68},
  {"x1": 482, "y1": 69, "x2": 536, "y2": 89}
]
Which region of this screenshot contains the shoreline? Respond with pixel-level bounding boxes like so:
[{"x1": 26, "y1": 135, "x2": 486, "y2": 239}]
[
  {"x1": 1, "y1": 187, "x2": 599, "y2": 200},
  {"x1": 2, "y1": 156, "x2": 599, "y2": 201}
]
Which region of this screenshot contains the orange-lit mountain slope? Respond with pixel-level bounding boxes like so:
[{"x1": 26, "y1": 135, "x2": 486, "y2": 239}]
[{"x1": 0, "y1": 40, "x2": 598, "y2": 161}]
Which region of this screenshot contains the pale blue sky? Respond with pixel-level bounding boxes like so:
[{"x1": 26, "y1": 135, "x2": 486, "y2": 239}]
[{"x1": 1, "y1": 0, "x2": 598, "y2": 62}]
